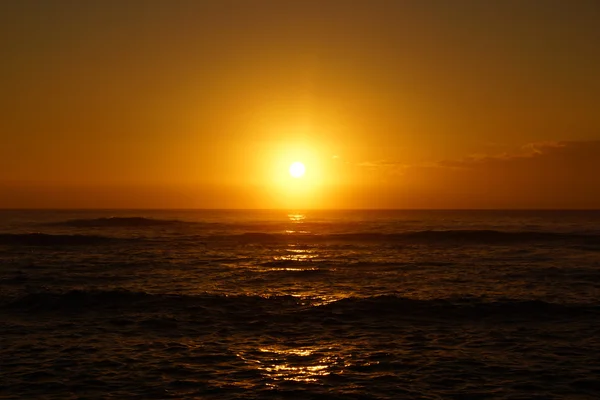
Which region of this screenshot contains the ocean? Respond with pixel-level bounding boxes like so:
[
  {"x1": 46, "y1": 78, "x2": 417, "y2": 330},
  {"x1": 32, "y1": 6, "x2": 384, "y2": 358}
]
[{"x1": 1, "y1": 209, "x2": 599, "y2": 399}]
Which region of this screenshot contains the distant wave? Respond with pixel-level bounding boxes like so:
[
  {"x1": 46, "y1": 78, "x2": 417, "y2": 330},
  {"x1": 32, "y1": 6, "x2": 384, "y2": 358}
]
[
  {"x1": 0, "y1": 290, "x2": 299, "y2": 314},
  {"x1": 0, "y1": 233, "x2": 129, "y2": 246},
  {"x1": 313, "y1": 295, "x2": 600, "y2": 321},
  {"x1": 10, "y1": 229, "x2": 598, "y2": 247},
  {"x1": 44, "y1": 217, "x2": 187, "y2": 228},
  {"x1": 217, "y1": 230, "x2": 600, "y2": 245},
  {"x1": 3, "y1": 290, "x2": 597, "y2": 321}
]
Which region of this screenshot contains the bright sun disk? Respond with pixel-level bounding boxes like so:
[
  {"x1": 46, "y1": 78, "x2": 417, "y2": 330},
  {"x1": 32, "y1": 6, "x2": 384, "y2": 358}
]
[{"x1": 289, "y1": 161, "x2": 306, "y2": 178}]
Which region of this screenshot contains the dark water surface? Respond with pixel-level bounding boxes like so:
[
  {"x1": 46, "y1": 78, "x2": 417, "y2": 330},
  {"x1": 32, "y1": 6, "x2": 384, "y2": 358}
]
[{"x1": 1, "y1": 210, "x2": 600, "y2": 399}]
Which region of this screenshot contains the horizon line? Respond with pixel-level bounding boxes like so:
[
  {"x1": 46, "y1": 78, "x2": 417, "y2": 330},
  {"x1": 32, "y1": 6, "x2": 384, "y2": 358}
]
[{"x1": 1, "y1": 208, "x2": 600, "y2": 212}]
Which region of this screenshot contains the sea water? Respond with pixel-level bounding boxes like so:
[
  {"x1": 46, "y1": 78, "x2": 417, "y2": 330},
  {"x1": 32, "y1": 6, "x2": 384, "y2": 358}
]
[{"x1": 1, "y1": 210, "x2": 599, "y2": 399}]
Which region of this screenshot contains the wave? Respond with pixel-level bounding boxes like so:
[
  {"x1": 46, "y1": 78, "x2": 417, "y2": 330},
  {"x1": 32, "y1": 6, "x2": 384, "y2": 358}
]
[
  {"x1": 213, "y1": 230, "x2": 600, "y2": 245},
  {"x1": 44, "y1": 217, "x2": 187, "y2": 228},
  {"x1": 0, "y1": 290, "x2": 299, "y2": 314},
  {"x1": 8, "y1": 229, "x2": 597, "y2": 247},
  {"x1": 0, "y1": 233, "x2": 129, "y2": 246},
  {"x1": 315, "y1": 296, "x2": 600, "y2": 320},
  {"x1": 3, "y1": 290, "x2": 597, "y2": 321}
]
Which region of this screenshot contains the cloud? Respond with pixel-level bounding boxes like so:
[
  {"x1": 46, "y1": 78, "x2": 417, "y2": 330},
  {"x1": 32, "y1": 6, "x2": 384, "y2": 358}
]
[
  {"x1": 357, "y1": 141, "x2": 573, "y2": 173},
  {"x1": 351, "y1": 140, "x2": 600, "y2": 208},
  {"x1": 357, "y1": 160, "x2": 406, "y2": 168},
  {"x1": 436, "y1": 141, "x2": 568, "y2": 169},
  {"x1": 426, "y1": 140, "x2": 600, "y2": 208},
  {"x1": 521, "y1": 141, "x2": 566, "y2": 155},
  {"x1": 356, "y1": 160, "x2": 411, "y2": 179}
]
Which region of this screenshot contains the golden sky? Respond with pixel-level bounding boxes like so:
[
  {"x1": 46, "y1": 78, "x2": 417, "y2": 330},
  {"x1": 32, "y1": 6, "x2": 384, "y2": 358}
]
[{"x1": 2, "y1": 0, "x2": 600, "y2": 208}]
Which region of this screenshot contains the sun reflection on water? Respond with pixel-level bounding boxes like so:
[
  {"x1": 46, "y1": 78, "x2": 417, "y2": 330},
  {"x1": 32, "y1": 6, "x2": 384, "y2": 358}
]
[
  {"x1": 238, "y1": 346, "x2": 339, "y2": 383},
  {"x1": 288, "y1": 213, "x2": 306, "y2": 222},
  {"x1": 273, "y1": 248, "x2": 317, "y2": 262},
  {"x1": 270, "y1": 267, "x2": 320, "y2": 272},
  {"x1": 260, "y1": 347, "x2": 313, "y2": 357}
]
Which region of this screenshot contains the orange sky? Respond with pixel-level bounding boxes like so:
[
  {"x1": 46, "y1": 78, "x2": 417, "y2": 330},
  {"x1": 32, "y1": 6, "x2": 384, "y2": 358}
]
[{"x1": 2, "y1": 1, "x2": 600, "y2": 209}]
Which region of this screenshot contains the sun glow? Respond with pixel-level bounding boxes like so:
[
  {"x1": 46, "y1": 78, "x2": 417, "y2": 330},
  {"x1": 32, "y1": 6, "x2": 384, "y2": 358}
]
[
  {"x1": 262, "y1": 140, "x2": 331, "y2": 208},
  {"x1": 289, "y1": 162, "x2": 306, "y2": 178}
]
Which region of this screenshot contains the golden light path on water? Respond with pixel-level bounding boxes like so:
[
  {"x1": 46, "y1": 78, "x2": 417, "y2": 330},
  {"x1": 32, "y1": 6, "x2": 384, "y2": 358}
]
[
  {"x1": 268, "y1": 213, "x2": 340, "y2": 304},
  {"x1": 236, "y1": 346, "x2": 341, "y2": 384},
  {"x1": 287, "y1": 213, "x2": 306, "y2": 222},
  {"x1": 254, "y1": 212, "x2": 319, "y2": 271},
  {"x1": 258, "y1": 347, "x2": 331, "y2": 383},
  {"x1": 233, "y1": 212, "x2": 359, "y2": 386}
]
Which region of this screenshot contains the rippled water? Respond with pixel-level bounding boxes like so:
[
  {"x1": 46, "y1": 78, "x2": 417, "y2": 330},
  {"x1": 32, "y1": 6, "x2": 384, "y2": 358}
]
[{"x1": 1, "y1": 210, "x2": 600, "y2": 399}]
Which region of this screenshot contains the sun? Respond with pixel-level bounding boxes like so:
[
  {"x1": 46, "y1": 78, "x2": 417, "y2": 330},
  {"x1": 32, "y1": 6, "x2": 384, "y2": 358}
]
[{"x1": 289, "y1": 161, "x2": 306, "y2": 178}]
